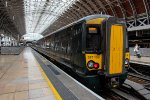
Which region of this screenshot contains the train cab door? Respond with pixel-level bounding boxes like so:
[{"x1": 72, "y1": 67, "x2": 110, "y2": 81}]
[
  {"x1": 109, "y1": 25, "x2": 124, "y2": 74},
  {"x1": 104, "y1": 18, "x2": 126, "y2": 76}
]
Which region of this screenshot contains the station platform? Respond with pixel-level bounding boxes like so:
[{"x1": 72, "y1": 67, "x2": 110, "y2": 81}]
[
  {"x1": 130, "y1": 56, "x2": 150, "y2": 65},
  {"x1": 0, "y1": 47, "x2": 103, "y2": 100}
]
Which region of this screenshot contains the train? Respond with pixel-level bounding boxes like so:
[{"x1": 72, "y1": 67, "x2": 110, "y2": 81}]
[{"x1": 32, "y1": 14, "x2": 130, "y2": 90}]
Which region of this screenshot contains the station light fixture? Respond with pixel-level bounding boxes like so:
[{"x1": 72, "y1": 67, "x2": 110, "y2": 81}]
[
  {"x1": 13, "y1": 16, "x2": 15, "y2": 20},
  {"x1": 5, "y1": 1, "x2": 8, "y2": 7}
]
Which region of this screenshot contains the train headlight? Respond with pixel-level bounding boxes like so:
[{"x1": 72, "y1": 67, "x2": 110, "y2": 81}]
[
  {"x1": 87, "y1": 61, "x2": 99, "y2": 69},
  {"x1": 125, "y1": 59, "x2": 129, "y2": 65},
  {"x1": 87, "y1": 61, "x2": 94, "y2": 68}
]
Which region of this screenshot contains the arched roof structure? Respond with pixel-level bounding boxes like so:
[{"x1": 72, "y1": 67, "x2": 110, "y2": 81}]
[
  {"x1": 0, "y1": 0, "x2": 149, "y2": 38},
  {"x1": 42, "y1": 0, "x2": 150, "y2": 35}
]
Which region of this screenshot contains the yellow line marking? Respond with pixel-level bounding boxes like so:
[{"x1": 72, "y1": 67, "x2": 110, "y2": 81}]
[{"x1": 34, "y1": 56, "x2": 62, "y2": 100}]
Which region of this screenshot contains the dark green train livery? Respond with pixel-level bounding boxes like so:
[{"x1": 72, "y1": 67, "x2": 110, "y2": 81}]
[{"x1": 32, "y1": 15, "x2": 130, "y2": 90}]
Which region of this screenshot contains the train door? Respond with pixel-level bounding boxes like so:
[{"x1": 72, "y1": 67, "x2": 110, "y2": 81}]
[
  {"x1": 109, "y1": 25, "x2": 123, "y2": 74},
  {"x1": 71, "y1": 23, "x2": 83, "y2": 71},
  {"x1": 103, "y1": 18, "x2": 126, "y2": 76}
]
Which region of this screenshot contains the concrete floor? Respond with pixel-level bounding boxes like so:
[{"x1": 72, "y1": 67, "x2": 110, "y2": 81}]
[
  {"x1": 130, "y1": 56, "x2": 150, "y2": 64},
  {"x1": 0, "y1": 48, "x2": 56, "y2": 100}
]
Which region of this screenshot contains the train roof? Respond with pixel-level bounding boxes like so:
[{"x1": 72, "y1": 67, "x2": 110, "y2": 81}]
[
  {"x1": 78, "y1": 14, "x2": 112, "y2": 21},
  {"x1": 41, "y1": 14, "x2": 112, "y2": 40}
]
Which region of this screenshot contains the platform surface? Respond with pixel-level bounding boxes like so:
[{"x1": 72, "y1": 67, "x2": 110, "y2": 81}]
[
  {"x1": 0, "y1": 47, "x2": 104, "y2": 100},
  {"x1": 0, "y1": 48, "x2": 56, "y2": 100},
  {"x1": 130, "y1": 56, "x2": 150, "y2": 64}
]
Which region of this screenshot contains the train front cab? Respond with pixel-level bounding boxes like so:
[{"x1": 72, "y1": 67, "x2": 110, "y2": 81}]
[{"x1": 84, "y1": 17, "x2": 129, "y2": 88}]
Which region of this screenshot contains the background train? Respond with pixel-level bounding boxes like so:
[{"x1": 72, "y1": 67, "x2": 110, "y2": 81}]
[{"x1": 32, "y1": 14, "x2": 130, "y2": 90}]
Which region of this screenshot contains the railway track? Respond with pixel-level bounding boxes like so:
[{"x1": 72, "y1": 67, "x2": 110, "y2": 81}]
[
  {"x1": 129, "y1": 62, "x2": 150, "y2": 91},
  {"x1": 97, "y1": 83, "x2": 144, "y2": 100},
  {"x1": 128, "y1": 73, "x2": 150, "y2": 90},
  {"x1": 129, "y1": 62, "x2": 150, "y2": 76},
  {"x1": 99, "y1": 88, "x2": 140, "y2": 100},
  {"x1": 100, "y1": 90, "x2": 129, "y2": 100}
]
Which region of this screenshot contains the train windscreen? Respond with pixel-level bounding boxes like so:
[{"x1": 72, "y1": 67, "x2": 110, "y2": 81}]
[{"x1": 86, "y1": 25, "x2": 101, "y2": 53}]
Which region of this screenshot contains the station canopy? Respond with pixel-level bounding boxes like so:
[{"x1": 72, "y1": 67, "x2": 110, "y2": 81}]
[{"x1": 24, "y1": 0, "x2": 150, "y2": 36}]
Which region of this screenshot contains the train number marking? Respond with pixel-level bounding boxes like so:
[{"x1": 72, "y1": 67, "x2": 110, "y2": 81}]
[{"x1": 88, "y1": 56, "x2": 93, "y2": 59}]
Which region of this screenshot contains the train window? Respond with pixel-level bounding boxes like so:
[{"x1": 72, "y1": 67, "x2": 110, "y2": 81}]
[
  {"x1": 67, "y1": 43, "x2": 71, "y2": 54},
  {"x1": 73, "y1": 24, "x2": 82, "y2": 36},
  {"x1": 46, "y1": 43, "x2": 49, "y2": 48},
  {"x1": 86, "y1": 25, "x2": 101, "y2": 52}
]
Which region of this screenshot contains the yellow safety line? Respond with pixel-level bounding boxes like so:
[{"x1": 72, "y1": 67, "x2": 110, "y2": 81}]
[{"x1": 34, "y1": 57, "x2": 62, "y2": 100}]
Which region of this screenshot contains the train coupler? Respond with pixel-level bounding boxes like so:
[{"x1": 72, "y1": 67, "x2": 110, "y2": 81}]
[{"x1": 110, "y1": 77, "x2": 119, "y2": 88}]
